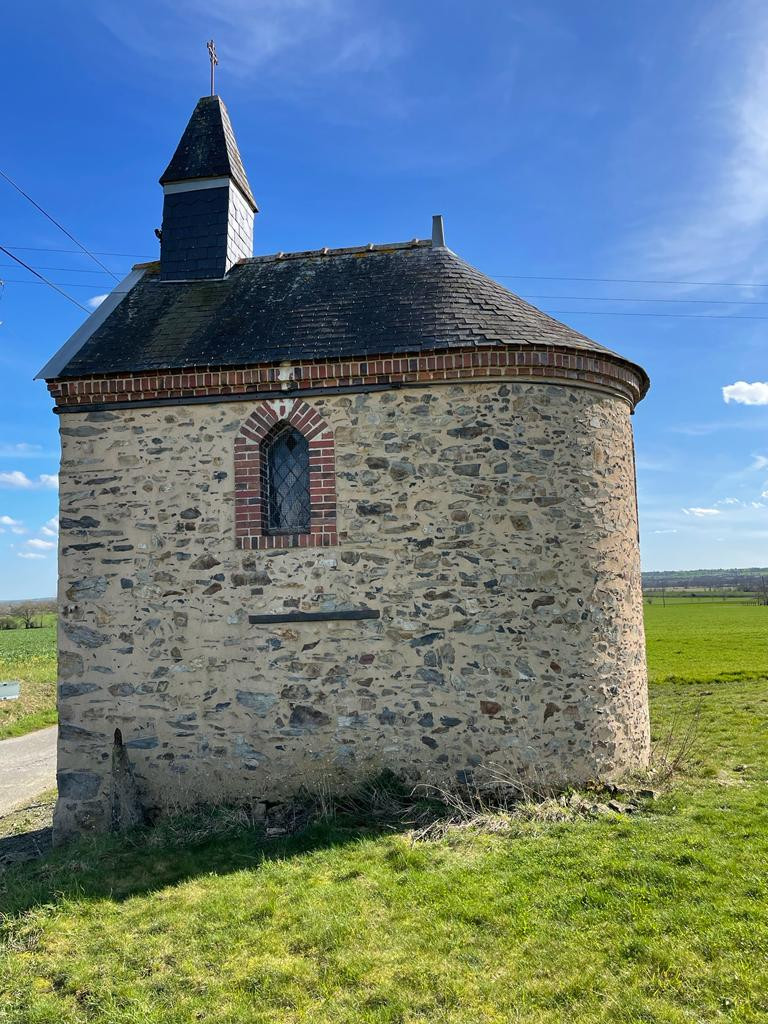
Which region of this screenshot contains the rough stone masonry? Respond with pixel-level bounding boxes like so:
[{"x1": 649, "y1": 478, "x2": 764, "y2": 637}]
[{"x1": 53, "y1": 381, "x2": 648, "y2": 838}]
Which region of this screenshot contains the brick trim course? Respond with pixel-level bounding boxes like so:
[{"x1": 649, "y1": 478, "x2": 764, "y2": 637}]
[
  {"x1": 47, "y1": 346, "x2": 648, "y2": 410},
  {"x1": 234, "y1": 399, "x2": 337, "y2": 549}
]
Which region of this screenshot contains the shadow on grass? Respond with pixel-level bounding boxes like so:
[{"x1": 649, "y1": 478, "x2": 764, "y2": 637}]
[
  {"x1": 0, "y1": 777, "x2": 433, "y2": 919},
  {"x1": 0, "y1": 827, "x2": 53, "y2": 870},
  {"x1": 0, "y1": 764, "x2": 678, "y2": 921},
  {"x1": 651, "y1": 672, "x2": 768, "y2": 685}
]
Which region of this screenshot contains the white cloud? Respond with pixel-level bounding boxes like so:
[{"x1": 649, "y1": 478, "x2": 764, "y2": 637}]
[
  {"x1": 26, "y1": 538, "x2": 55, "y2": 551},
  {"x1": 682, "y1": 507, "x2": 722, "y2": 517},
  {"x1": 0, "y1": 471, "x2": 35, "y2": 489},
  {"x1": 651, "y1": 528, "x2": 678, "y2": 534},
  {"x1": 0, "y1": 514, "x2": 27, "y2": 536},
  {"x1": 87, "y1": 294, "x2": 109, "y2": 309},
  {"x1": 723, "y1": 381, "x2": 768, "y2": 405},
  {"x1": 715, "y1": 497, "x2": 767, "y2": 509},
  {"x1": 41, "y1": 516, "x2": 59, "y2": 537},
  {"x1": 629, "y1": 9, "x2": 768, "y2": 280},
  {"x1": 17, "y1": 552, "x2": 45, "y2": 560},
  {"x1": 0, "y1": 471, "x2": 58, "y2": 490}
]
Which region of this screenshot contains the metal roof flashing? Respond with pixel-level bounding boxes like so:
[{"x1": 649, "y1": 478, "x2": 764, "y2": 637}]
[{"x1": 34, "y1": 267, "x2": 146, "y2": 381}]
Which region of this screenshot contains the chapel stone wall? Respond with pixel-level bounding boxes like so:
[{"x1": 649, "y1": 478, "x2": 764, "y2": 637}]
[{"x1": 53, "y1": 380, "x2": 649, "y2": 840}]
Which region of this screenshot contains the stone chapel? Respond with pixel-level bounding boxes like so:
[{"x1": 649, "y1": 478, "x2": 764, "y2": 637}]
[{"x1": 39, "y1": 94, "x2": 651, "y2": 841}]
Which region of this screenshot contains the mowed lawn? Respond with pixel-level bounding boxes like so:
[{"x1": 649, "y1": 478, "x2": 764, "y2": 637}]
[
  {"x1": 0, "y1": 621, "x2": 57, "y2": 739},
  {"x1": 1, "y1": 607, "x2": 767, "y2": 1022}
]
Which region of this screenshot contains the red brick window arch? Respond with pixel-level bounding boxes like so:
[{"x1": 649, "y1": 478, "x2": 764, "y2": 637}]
[{"x1": 234, "y1": 399, "x2": 337, "y2": 549}]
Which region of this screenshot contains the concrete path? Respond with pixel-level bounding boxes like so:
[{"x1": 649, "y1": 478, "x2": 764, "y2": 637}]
[{"x1": 0, "y1": 726, "x2": 57, "y2": 815}]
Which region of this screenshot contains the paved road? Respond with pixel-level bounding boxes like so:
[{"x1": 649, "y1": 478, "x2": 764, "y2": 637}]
[{"x1": 0, "y1": 726, "x2": 57, "y2": 815}]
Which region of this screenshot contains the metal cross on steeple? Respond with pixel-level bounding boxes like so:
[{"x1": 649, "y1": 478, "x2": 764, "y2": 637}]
[{"x1": 207, "y1": 39, "x2": 219, "y2": 95}]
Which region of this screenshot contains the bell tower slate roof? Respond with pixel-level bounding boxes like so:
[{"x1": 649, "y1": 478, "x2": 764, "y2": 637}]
[
  {"x1": 157, "y1": 95, "x2": 257, "y2": 281},
  {"x1": 159, "y1": 95, "x2": 257, "y2": 210}
]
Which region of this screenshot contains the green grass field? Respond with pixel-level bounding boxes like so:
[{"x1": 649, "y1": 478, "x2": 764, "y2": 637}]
[
  {"x1": 1, "y1": 605, "x2": 767, "y2": 1022},
  {"x1": 0, "y1": 622, "x2": 57, "y2": 739},
  {"x1": 644, "y1": 593, "x2": 758, "y2": 605},
  {"x1": 644, "y1": 602, "x2": 768, "y2": 683}
]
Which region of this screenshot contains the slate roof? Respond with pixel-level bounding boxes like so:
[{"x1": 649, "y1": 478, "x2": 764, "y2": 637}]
[
  {"x1": 50, "y1": 241, "x2": 647, "y2": 387},
  {"x1": 159, "y1": 96, "x2": 256, "y2": 210}
]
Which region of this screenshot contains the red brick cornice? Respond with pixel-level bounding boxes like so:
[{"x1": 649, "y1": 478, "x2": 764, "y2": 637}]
[{"x1": 48, "y1": 345, "x2": 648, "y2": 411}]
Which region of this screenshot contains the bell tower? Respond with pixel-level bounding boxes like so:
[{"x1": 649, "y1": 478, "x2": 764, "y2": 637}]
[{"x1": 158, "y1": 95, "x2": 257, "y2": 280}]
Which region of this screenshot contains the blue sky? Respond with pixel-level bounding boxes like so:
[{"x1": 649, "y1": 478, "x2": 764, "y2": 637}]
[{"x1": 1, "y1": 0, "x2": 767, "y2": 598}]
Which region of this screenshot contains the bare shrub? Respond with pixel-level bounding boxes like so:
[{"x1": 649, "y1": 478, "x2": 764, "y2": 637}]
[{"x1": 648, "y1": 700, "x2": 702, "y2": 785}]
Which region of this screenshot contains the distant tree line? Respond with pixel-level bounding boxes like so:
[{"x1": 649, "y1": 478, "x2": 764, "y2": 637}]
[
  {"x1": 642, "y1": 567, "x2": 768, "y2": 590},
  {"x1": 0, "y1": 600, "x2": 56, "y2": 630},
  {"x1": 644, "y1": 578, "x2": 768, "y2": 606}
]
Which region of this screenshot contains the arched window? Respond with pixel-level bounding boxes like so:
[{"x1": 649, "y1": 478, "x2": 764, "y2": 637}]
[
  {"x1": 234, "y1": 399, "x2": 337, "y2": 550},
  {"x1": 263, "y1": 424, "x2": 311, "y2": 534}
]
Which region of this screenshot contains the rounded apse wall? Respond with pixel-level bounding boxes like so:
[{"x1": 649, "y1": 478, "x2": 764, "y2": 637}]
[{"x1": 53, "y1": 378, "x2": 649, "y2": 839}]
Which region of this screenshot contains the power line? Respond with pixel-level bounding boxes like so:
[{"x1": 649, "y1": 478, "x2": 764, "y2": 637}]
[
  {"x1": 5, "y1": 274, "x2": 768, "y2": 320},
  {"x1": 3, "y1": 247, "x2": 768, "y2": 290},
  {"x1": 0, "y1": 277, "x2": 109, "y2": 289},
  {"x1": 5, "y1": 244, "x2": 150, "y2": 258},
  {"x1": 524, "y1": 293, "x2": 768, "y2": 306},
  {"x1": 6, "y1": 273, "x2": 768, "y2": 320},
  {"x1": 2, "y1": 239, "x2": 768, "y2": 290},
  {"x1": 6, "y1": 230, "x2": 768, "y2": 320},
  {"x1": 493, "y1": 273, "x2": 768, "y2": 289},
  {"x1": 546, "y1": 308, "x2": 768, "y2": 320},
  {"x1": 0, "y1": 169, "x2": 120, "y2": 281},
  {"x1": 4, "y1": 242, "x2": 768, "y2": 290},
  {"x1": 6, "y1": 263, "x2": 768, "y2": 302},
  {"x1": 9, "y1": 265, "x2": 768, "y2": 303},
  {"x1": 0, "y1": 246, "x2": 91, "y2": 313},
  {"x1": 0, "y1": 263, "x2": 124, "y2": 275},
  {"x1": 8, "y1": 273, "x2": 768, "y2": 308}
]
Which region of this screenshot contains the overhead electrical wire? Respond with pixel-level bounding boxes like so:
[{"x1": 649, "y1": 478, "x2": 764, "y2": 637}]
[
  {"x1": 0, "y1": 245, "x2": 91, "y2": 313},
  {"x1": 544, "y1": 308, "x2": 768, "y2": 320},
  {"x1": 0, "y1": 277, "x2": 111, "y2": 289},
  {"x1": 5, "y1": 264, "x2": 768, "y2": 306},
  {"x1": 2, "y1": 244, "x2": 768, "y2": 290},
  {"x1": 6, "y1": 273, "x2": 768, "y2": 320},
  {"x1": 6, "y1": 274, "x2": 768, "y2": 320},
  {"x1": 523, "y1": 293, "x2": 768, "y2": 306},
  {"x1": 8, "y1": 267, "x2": 768, "y2": 306},
  {"x1": 493, "y1": 273, "x2": 768, "y2": 289},
  {"x1": 5, "y1": 228, "x2": 768, "y2": 320},
  {"x1": 4, "y1": 244, "x2": 148, "y2": 258},
  {"x1": 0, "y1": 169, "x2": 120, "y2": 280},
  {"x1": 0, "y1": 263, "x2": 123, "y2": 275}
]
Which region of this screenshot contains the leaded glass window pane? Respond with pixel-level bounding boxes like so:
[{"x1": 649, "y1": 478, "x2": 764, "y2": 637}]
[{"x1": 264, "y1": 426, "x2": 311, "y2": 533}]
